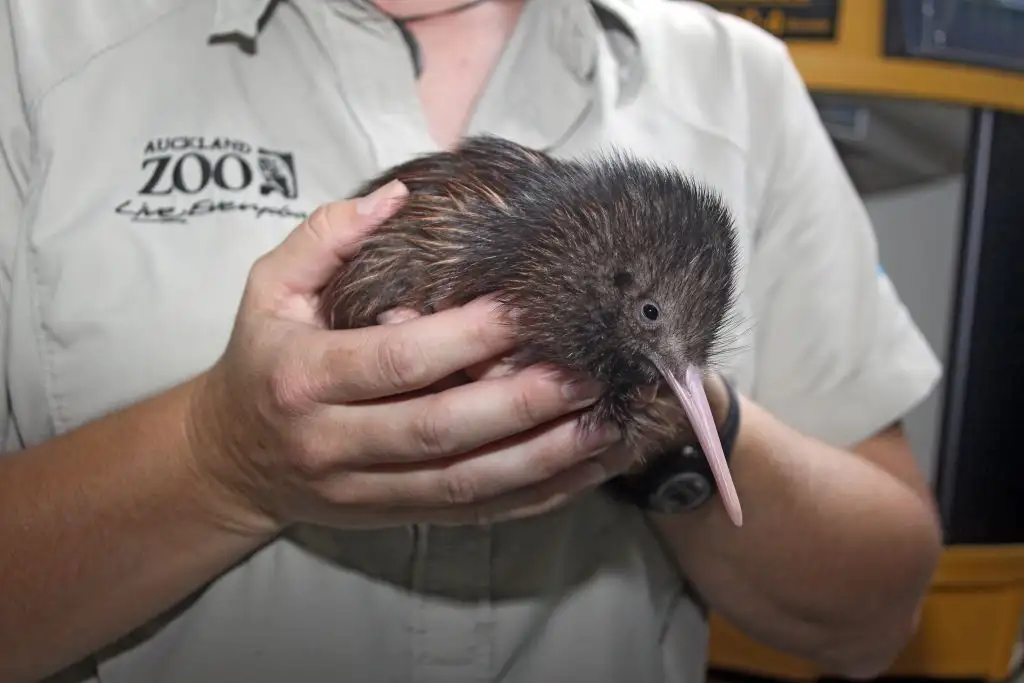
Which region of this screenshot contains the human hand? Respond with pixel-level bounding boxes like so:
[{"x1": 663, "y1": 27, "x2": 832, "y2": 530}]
[
  {"x1": 189, "y1": 181, "x2": 626, "y2": 536},
  {"x1": 373, "y1": 306, "x2": 641, "y2": 500}
]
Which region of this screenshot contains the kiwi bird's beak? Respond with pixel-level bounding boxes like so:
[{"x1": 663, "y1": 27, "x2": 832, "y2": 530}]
[{"x1": 651, "y1": 360, "x2": 743, "y2": 527}]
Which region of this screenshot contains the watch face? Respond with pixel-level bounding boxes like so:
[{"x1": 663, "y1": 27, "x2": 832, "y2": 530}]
[{"x1": 652, "y1": 472, "x2": 711, "y2": 514}]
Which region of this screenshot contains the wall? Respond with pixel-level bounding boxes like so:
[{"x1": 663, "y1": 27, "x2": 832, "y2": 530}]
[{"x1": 863, "y1": 175, "x2": 966, "y2": 483}]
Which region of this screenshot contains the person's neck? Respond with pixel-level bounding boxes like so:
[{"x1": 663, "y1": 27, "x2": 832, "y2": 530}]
[
  {"x1": 372, "y1": 0, "x2": 494, "y2": 22},
  {"x1": 370, "y1": 0, "x2": 528, "y2": 150}
]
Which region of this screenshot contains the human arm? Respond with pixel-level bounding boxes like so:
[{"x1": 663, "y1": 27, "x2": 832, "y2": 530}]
[
  {"x1": 0, "y1": 378, "x2": 274, "y2": 683},
  {"x1": 649, "y1": 392, "x2": 941, "y2": 679},
  {"x1": 0, "y1": 183, "x2": 622, "y2": 682},
  {"x1": 645, "y1": 38, "x2": 943, "y2": 678},
  {"x1": 0, "y1": 13, "x2": 269, "y2": 662}
]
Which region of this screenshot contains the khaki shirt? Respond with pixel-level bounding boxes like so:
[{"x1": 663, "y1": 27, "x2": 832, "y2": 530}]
[{"x1": 0, "y1": 0, "x2": 942, "y2": 681}]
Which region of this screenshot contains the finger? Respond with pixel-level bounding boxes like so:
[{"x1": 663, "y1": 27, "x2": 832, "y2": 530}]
[
  {"x1": 411, "y1": 305, "x2": 507, "y2": 385},
  {"x1": 378, "y1": 307, "x2": 471, "y2": 393},
  {"x1": 465, "y1": 354, "x2": 519, "y2": 381},
  {"x1": 329, "y1": 440, "x2": 636, "y2": 528},
  {"x1": 285, "y1": 443, "x2": 634, "y2": 531},
  {"x1": 376, "y1": 305, "x2": 516, "y2": 385},
  {"x1": 322, "y1": 411, "x2": 622, "y2": 509},
  {"x1": 337, "y1": 362, "x2": 609, "y2": 465},
  {"x1": 422, "y1": 459, "x2": 605, "y2": 526},
  {"x1": 423, "y1": 372, "x2": 473, "y2": 393},
  {"x1": 464, "y1": 443, "x2": 638, "y2": 524},
  {"x1": 377, "y1": 307, "x2": 421, "y2": 325},
  {"x1": 256, "y1": 180, "x2": 409, "y2": 298},
  {"x1": 302, "y1": 294, "x2": 518, "y2": 403}
]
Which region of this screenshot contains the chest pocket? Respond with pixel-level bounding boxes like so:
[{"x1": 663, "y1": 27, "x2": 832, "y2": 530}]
[
  {"x1": 19, "y1": 124, "x2": 325, "y2": 435},
  {"x1": 7, "y1": 8, "x2": 408, "y2": 436}
]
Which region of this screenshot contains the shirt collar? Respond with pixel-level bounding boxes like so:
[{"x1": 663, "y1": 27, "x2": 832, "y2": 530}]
[
  {"x1": 208, "y1": 0, "x2": 642, "y2": 88},
  {"x1": 210, "y1": 0, "x2": 275, "y2": 42},
  {"x1": 589, "y1": 0, "x2": 645, "y2": 105}
]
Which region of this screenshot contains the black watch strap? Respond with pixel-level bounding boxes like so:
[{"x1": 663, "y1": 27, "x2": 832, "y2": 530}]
[
  {"x1": 604, "y1": 375, "x2": 741, "y2": 514},
  {"x1": 716, "y1": 376, "x2": 742, "y2": 455}
]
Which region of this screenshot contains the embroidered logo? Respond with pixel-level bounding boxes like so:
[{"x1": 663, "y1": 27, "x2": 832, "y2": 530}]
[
  {"x1": 256, "y1": 149, "x2": 299, "y2": 199},
  {"x1": 115, "y1": 136, "x2": 309, "y2": 224}
]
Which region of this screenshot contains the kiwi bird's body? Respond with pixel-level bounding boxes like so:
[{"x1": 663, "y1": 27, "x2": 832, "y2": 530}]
[{"x1": 319, "y1": 135, "x2": 741, "y2": 519}]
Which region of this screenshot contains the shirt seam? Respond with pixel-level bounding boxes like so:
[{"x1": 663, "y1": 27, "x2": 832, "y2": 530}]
[
  {"x1": 19, "y1": 0, "x2": 194, "y2": 435},
  {"x1": 623, "y1": 13, "x2": 780, "y2": 222},
  {"x1": 22, "y1": 0, "x2": 194, "y2": 125}
]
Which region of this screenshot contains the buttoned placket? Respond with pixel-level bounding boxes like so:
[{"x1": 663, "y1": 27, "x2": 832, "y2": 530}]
[
  {"x1": 296, "y1": 7, "x2": 603, "y2": 681},
  {"x1": 464, "y1": 0, "x2": 600, "y2": 153},
  {"x1": 302, "y1": 0, "x2": 440, "y2": 171}
]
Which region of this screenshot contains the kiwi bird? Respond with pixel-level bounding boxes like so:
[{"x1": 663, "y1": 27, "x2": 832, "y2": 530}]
[{"x1": 318, "y1": 135, "x2": 744, "y2": 526}]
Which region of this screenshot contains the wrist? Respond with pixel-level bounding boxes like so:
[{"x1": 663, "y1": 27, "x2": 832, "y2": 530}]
[
  {"x1": 183, "y1": 368, "x2": 283, "y2": 540},
  {"x1": 702, "y1": 370, "x2": 732, "y2": 430}
]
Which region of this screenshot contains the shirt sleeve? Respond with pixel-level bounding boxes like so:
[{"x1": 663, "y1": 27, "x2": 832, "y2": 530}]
[
  {"x1": 745, "y1": 45, "x2": 942, "y2": 449},
  {"x1": 0, "y1": 0, "x2": 30, "y2": 453}
]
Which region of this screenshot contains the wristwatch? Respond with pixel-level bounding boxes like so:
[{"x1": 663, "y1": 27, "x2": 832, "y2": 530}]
[{"x1": 604, "y1": 373, "x2": 741, "y2": 514}]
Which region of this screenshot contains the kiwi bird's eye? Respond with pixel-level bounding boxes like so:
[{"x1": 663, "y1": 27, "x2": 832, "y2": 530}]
[{"x1": 641, "y1": 303, "x2": 660, "y2": 321}]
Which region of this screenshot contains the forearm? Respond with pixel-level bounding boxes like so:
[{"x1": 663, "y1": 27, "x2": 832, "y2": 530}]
[
  {"x1": 0, "y1": 375, "x2": 275, "y2": 683},
  {"x1": 649, "y1": 396, "x2": 942, "y2": 678}
]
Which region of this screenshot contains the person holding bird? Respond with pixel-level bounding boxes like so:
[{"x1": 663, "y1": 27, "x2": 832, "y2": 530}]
[{"x1": 0, "y1": 1, "x2": 943, "y2": 682}]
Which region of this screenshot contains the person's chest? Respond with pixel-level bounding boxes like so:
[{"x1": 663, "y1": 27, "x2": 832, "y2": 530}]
[
  {"x1": 8, "y1": 1, "x2": 761, "y2": 446},
  {"x1": 8, "y1": 6, "x2": 759, "y2": 681}
]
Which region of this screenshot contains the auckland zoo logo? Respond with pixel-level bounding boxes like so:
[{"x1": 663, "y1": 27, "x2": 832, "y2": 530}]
[{"x1": 115, "y1": 136, "x2": 309, "y2": 224}]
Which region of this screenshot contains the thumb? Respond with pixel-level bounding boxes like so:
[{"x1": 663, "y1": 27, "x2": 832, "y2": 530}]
[{"x1": 266, "y1": 179, "x2": 409, "y2": 296}]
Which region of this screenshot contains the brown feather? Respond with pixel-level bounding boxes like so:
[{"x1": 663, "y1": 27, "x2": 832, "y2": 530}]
[{"x1": 318, "y1": 135, "x2": 739, "y2": 475}]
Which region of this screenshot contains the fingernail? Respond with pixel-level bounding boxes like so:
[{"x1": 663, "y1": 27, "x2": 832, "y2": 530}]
[
  {"x1": 377, "y1": 308, "x2": 419, "y2": 325},
  {"x1": 584, "y1": 423, "x2": 621, "y2": 452},
  {"x1": 377, "y1": 309, "x2": 401, "y2": 324},
  {"x1": 581, "y1": 460, "x2": 611, "y2": 486},
  {"x1": 562, "y1": 376, "x2": 604, "y2": 405},
  {"x1": 356, "y1": 179, "x2": 408, "y2": 218}
]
